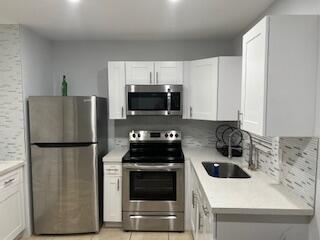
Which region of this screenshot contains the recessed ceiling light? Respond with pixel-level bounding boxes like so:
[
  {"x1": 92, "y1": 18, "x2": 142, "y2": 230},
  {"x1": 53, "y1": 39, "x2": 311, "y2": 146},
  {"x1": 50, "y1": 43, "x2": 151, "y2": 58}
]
[
  {"x1": 68, "y1": 0, "x2": 80, "y2": 3},
  {"x1": 169, "y1": 0, "x2": 180, "y2": 3}
]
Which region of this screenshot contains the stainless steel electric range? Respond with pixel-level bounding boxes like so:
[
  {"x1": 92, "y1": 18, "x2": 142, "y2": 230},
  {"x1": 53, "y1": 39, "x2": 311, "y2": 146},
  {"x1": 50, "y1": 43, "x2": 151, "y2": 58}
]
[{"x1": 122, "y1": 130, "x2": 185, "y2": 232}]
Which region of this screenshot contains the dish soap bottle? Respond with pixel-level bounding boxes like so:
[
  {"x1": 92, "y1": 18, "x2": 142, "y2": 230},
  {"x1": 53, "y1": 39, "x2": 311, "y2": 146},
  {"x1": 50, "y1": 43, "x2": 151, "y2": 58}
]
[{"x1": 61, "y1": 75, "x2": 68, "y2": 96}]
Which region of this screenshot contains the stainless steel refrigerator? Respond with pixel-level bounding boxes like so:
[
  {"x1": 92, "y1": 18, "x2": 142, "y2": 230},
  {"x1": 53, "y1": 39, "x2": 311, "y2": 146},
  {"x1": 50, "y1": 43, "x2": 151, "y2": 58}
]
[{"x1": 28, "y1": 96, "x2": 107, "y2": 235}]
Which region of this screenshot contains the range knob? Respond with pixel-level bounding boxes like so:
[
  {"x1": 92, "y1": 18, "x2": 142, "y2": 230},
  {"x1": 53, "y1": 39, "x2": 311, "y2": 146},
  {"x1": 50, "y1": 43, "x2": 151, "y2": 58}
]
[
  {"x1": 165, "y1": 133, "x2": 168, "y2": 138},
  {"x1": 132, "y1": 133, "x2": 136, "y2": 138},
  {"x1": 170, "y1": 133, "x2": 174, "y2": 138},
  {"x1": 138, "y1": 133, "x2": 141, "y2": 138},
  {"x1": 175, "y1": 133, "x2": 179, "y2": 138}
]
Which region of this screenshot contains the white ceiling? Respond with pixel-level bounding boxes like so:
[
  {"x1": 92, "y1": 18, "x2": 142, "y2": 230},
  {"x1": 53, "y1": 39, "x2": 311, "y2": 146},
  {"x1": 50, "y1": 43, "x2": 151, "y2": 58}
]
[{"x1": 0, "y1": 0, "x2": 275, "y2": 41}]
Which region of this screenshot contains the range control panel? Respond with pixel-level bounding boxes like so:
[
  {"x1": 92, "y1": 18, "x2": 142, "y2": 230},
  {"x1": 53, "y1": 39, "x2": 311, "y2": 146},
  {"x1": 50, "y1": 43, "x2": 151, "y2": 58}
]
[{"x1": 129, "y1": 130, "x2": 181, "y2": 142}]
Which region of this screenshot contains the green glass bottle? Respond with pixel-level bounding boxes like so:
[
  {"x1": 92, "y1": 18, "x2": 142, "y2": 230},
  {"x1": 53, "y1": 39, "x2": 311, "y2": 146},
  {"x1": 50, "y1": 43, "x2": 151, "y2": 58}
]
[{"x1": 62, "y1": 75, "x2": 68, "y2": 96}]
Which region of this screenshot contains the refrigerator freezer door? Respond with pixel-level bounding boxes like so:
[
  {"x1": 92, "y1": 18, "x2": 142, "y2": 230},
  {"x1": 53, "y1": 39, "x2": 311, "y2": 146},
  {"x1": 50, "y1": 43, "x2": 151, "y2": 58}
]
[
  {"x1": 31, "y1": 144, "x2": 99, "y2": 234},
  {"x1": 28, "y1": 96, "x2": 97, "y2": 143}
]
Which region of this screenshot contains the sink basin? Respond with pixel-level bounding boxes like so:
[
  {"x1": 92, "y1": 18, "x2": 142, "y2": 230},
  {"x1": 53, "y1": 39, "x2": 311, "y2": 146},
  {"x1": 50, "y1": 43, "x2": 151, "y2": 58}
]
[{"x1": 202, "y1": 162, "x2": 251, "y2": 178}]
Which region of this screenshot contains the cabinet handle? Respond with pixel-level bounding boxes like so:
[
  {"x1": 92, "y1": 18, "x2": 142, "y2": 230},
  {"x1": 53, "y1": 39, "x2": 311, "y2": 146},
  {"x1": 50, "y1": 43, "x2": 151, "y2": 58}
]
[
  {"x1": 203, "y1": 205, "x2": 209, "y2": 216},
  {"x1": 4, "y1": 178, "x2": 14, "y2": 186},
  {"x1": 192, "y1": 191, "x2": 195, "y2": 208},
  {"x1": 149, "y1": 72, "x2": 152, "y2": 84},
  {"x1": 156, "y1": 72, "x2": 159, "y2": 84},
  {"x1": 198, "y1": 212, "x2": 203, "y2": 231},
  {"x1": 117, "y1": 178, "x2": 120, "y2": 191},
  {"x1": 121, "y1": 107, "x2": 124, "y2": 118},
  {"x1": 190, "y1": 107, "x2": 193, "y2": 118},
  {"x1": 237, "y1": 110, "x2": 243, "y2": 128}
]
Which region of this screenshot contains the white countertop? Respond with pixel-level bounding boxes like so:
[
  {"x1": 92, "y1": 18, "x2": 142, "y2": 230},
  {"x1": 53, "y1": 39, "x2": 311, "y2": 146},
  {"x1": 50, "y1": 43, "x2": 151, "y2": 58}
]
[
  {"x1": 103, "y1": 147, "x2": 313, "y2": 216},
  {"x1": 0, "y1": 161, "x2": 24, "y2": 176},
  {"x1": 184, "y1": 147, "x2": 313, "y2": 216},
  {"x1": 103, "y1": 148, "x2": 127, "y2": 163}
]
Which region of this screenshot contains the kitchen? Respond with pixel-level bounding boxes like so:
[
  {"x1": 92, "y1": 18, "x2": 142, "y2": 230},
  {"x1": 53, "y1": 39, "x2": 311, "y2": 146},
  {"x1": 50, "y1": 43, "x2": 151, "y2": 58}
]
[{"x1": 0, "y1": 0, "x2": 320, "y2": 240}]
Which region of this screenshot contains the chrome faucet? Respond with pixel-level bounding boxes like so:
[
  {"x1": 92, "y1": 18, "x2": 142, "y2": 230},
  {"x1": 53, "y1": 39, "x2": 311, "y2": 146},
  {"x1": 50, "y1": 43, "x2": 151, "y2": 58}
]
[{"x1": 228, "y1": 128, "x2": 257, "y2": 170}]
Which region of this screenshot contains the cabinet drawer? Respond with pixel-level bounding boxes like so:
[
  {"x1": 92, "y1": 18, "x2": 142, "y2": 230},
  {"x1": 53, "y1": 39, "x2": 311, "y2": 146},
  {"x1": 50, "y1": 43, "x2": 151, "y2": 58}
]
[
  {"x1": 104, "y1": 164, "x2": 122, "y2": 176},
  {"x1": 0, "y1": 169, "x2": 21, "y2": 192}
]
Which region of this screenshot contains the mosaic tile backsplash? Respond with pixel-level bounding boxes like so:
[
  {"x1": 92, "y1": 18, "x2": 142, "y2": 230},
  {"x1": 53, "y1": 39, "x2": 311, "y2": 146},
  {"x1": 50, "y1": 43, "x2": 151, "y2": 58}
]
[
  {"x1": 244, "y1": 136, "x2": 318, "y2": 208},
  {"x1": 0, "y1": 25, "x2": 26, "y2": 162},
  {"x1": 113, "y1": 116, "x2": 236, "y2": 148}
]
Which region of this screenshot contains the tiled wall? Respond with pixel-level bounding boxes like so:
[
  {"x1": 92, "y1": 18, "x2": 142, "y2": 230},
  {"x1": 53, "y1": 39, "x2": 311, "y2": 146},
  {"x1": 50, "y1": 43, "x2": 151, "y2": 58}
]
[
  {"x1": 0, "y1": 25, "x2": 26, "y2": 162},
  {"x1": 244, "y1": 136, "x2": 318, "y2": 207},
  {"x1": 280, "y1": 138, "x2": 318, "y2": 207},
  {"x1": 113, "y1": 116, "x2": 236, "y2": 149}
]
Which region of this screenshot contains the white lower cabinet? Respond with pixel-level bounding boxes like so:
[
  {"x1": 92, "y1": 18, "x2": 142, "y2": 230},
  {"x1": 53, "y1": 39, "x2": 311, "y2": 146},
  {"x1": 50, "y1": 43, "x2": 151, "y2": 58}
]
[
  {"x1": 217, "y1": 215, "x2": 308, "y2": 240},
  {"x1": 104, "y1": 163, "x2": 122, "y2": 222},
  {"x1": 0, "y1": 167, "x2": 25, "y2": 240},
  {"x1": 191, "y1": 165, "x2": 217, "y2": 240},
  {"x1": 189, "y1": 164, "x2": 309, "y2": 240}
]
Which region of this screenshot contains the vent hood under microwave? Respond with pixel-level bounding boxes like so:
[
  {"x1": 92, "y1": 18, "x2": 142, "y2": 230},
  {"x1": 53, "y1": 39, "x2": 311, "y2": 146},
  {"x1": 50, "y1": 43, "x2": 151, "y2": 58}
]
[{"x1": 126, "y1": 85, "x2": 183, "y2": 116}]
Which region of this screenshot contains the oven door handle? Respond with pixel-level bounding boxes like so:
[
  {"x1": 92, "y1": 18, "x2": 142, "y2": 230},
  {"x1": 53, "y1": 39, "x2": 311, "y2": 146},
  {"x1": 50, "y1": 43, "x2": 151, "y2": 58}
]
[{"x1": 122, "y1": 163, "x2": 184, "y2": 170}]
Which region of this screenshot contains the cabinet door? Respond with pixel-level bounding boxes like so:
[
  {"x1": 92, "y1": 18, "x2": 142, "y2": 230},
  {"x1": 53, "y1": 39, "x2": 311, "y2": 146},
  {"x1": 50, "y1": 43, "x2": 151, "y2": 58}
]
[
  {"x1": 108, "y1": 62, "x2": 126, "y2": 119},
  {"x1": 104, "y1": 176, "x2": 122, "y2": 222},
  {"x1": 197, "y1": 189, "x2": 205, "y2": 240},
  {"x1": 241, "y1": 18, "x2": 269, "y2": 135},
  {"x1": 154, "y1": 61, "x2": 183, "y2": 84},
  {"x1": 0, "y1": 184, "x2": 25, "y2": 240},
  {"x1": 125, "y1": 61, "x2": 154, "y2": 85},
  {"x1": 189, "y1": 58, "x2": 218, "y2": 120},
  {"x1": 203, "y1": 207, "x2": 216, "y2": 240},
  {"x1": 217, "y1": 57, "x2": 242, "y2": 121}
]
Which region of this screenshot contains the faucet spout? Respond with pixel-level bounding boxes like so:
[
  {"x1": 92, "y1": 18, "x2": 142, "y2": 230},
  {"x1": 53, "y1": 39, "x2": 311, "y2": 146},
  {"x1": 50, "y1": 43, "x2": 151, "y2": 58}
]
[{"x1": 228, "y1": 128, "x2": 256, "y2": 170}]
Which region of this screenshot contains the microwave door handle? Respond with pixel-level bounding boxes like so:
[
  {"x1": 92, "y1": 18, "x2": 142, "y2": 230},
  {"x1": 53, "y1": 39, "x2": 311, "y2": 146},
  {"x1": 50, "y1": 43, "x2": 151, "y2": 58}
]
[{"x1": 167, "y1": 89, "x2": 171, "y2": 115}]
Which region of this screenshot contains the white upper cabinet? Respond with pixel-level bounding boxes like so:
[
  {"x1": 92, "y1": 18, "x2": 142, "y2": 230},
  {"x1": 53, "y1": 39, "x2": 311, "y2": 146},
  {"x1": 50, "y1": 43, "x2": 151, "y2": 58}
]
[
  {"x1": 154, "y1": 61, "x2": 183, "y2": 84},
  {"x1": 217, "y1": 57, "x2": 242, "y2": 121},
  {"x1": 126, "y1": 61, "x2": 183, "y2": 85},
  {"x1": 125, "y1": 61, "x2": 154, "y2": 85},
  {"x1": 108, "y1": 62, "x2": 126, "y2": 119},
  {"x1": 241, "y1": 16, "x2": 319, "y2": 137},
  {"x1": 189, "y1": 58, "x2": 219, "y2": 121},
  {"x1": 185, "y1": 57, "x2": 241, "y2": 121}
]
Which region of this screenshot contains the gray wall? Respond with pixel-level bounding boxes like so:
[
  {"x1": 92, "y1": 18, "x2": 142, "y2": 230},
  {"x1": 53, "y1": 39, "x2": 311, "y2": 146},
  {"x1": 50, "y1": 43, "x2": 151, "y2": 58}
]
[
  {"x1": 20, "y1": 26, "x2": 53, "y2": 236},
  {"x1": 52, "y1": 39, "x2": 234, "y2": 96}
]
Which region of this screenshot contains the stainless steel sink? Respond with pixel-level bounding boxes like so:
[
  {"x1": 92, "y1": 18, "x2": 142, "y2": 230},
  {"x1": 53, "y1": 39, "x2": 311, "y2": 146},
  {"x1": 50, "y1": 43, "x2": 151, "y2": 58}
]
[{"x1": 202, "y1": 162, "x2": 251, "y2": 178}]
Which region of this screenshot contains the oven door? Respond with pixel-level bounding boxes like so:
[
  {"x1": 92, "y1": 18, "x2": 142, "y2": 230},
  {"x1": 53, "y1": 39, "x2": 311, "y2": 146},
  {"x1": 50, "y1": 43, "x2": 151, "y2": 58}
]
[
  {"x1": 126, "y1": 85, "x2": 182, "y2": 116},
  {"x1": 122, "y1": 163, "x2": 184, "y2": 212}
]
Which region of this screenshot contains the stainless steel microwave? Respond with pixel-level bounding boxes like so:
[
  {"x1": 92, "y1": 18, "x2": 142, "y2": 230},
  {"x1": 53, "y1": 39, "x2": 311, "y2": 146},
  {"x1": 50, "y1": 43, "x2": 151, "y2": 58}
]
[{"x1": 126, "y1": 85, "x2": 183, "y2": 116}]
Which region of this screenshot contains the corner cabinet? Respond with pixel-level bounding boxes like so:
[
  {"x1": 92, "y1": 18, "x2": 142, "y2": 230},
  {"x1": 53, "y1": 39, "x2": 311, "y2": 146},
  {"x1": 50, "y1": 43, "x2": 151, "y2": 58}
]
[
  {"x1": 241, "y1": 16, "x2": 319, "y2": 137},
  {"x1": 0, "y1": 167, "x2": 25, "y2": 240},
  {"x1": 184, "y1": 57, "x2": 241, "y2": 121},
  {"x1": 103, "y1": 163, "x2": 122, "y2": 223},
  {"x1": 108, "y1": 62, "x2": 126, "y2": 119}
]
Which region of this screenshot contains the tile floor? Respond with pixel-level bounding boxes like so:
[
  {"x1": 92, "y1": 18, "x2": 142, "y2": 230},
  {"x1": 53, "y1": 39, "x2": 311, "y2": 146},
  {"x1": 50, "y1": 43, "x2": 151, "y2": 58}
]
[{"x1": 23, "y1": 228, "x2": 193, "y2": 240}]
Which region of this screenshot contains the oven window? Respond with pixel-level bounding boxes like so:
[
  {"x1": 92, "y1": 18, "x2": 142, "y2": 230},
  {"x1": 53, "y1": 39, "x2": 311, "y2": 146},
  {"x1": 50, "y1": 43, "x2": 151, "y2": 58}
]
[
  {"x1": 128, "y1": 93, "x2": 167, "y2": 111},
  {"x1": 130, "y1": 171, "x2": 176, "y2": 201}
]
